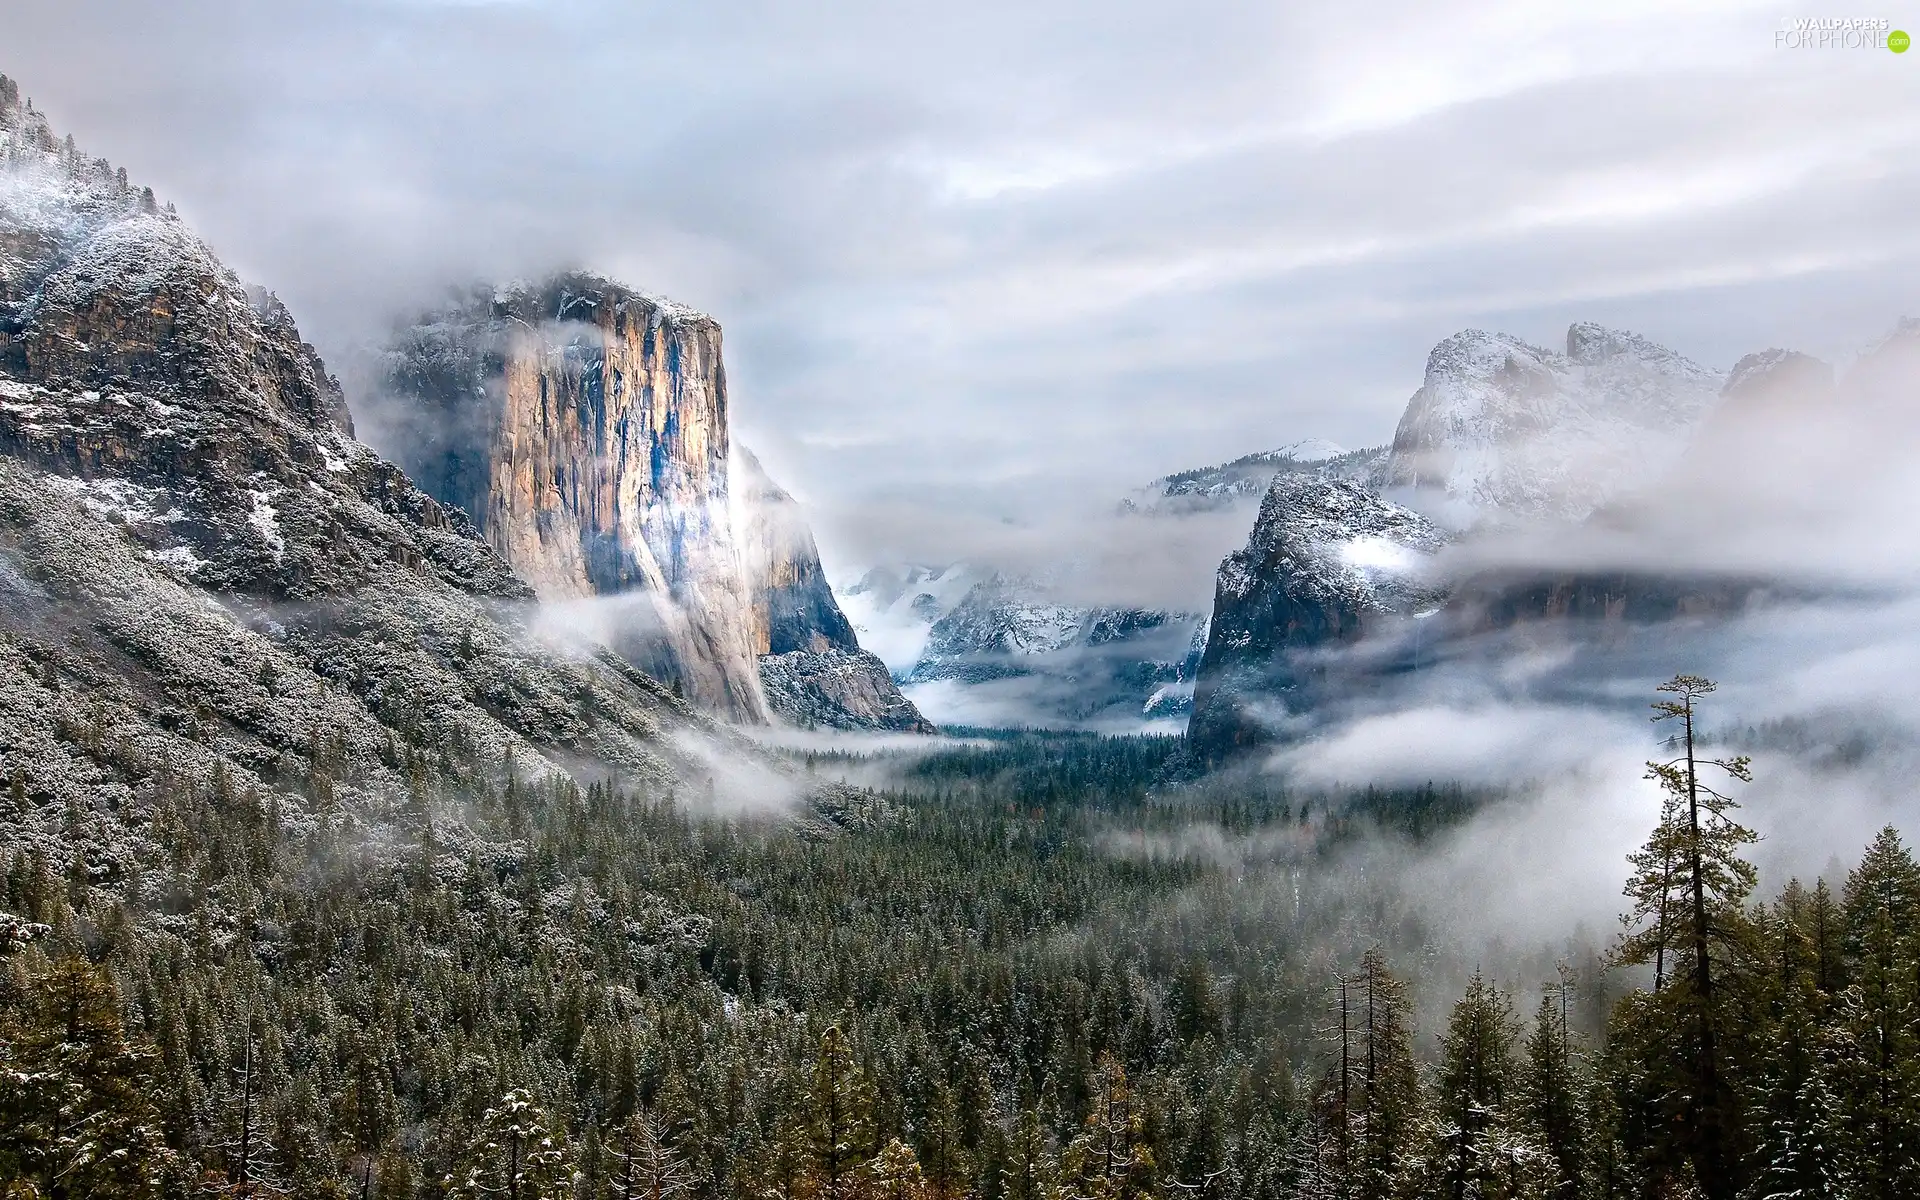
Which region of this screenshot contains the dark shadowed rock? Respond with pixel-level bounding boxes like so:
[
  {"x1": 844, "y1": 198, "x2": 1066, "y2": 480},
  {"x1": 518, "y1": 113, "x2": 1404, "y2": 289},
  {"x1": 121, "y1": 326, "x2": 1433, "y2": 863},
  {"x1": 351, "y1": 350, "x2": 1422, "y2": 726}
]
[{"x1": 1187, "y1": 476, "x2": 1448, "y2": 763}]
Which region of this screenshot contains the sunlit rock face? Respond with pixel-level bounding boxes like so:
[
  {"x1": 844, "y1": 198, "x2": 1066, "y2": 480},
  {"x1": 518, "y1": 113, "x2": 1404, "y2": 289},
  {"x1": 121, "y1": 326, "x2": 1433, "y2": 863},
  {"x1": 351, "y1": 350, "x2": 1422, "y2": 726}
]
[
  {"x1": 380, "y1": 280, "x2": 930, "y2": 732},
  {"x1": 381, "y1": 275, "x2": 770, "y2": 722}
]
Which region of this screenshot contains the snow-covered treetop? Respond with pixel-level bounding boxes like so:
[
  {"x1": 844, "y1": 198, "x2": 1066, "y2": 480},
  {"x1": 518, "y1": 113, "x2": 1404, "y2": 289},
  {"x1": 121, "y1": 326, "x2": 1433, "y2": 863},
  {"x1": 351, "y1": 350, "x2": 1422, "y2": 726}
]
[{"x1": 1, "y1": 73, "x2": 174, "y2": 281}]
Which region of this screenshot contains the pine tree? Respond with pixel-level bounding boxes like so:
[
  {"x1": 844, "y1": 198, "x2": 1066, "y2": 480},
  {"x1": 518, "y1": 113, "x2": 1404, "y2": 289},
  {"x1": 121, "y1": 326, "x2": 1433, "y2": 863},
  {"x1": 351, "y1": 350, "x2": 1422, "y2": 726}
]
[
  {"x1": 1059, "y1": 1054, "x2": 1156, "y2": 1200},
  {"x1": 809, "y1": 1027, "x2": 875, "y2": 1200},
  {"x1": 1517, "y1": 983, "x2": 1586, "y2": 1199},
  {"x1": 0, "y1": 954, "x2": 189, "y2": 1198},
  {"x1": 870, "y1": 1138, "x2": 931, "y2": 1200},
  {"x1": 1742, "y1": 882, "x2": 1844, "y2": 1200},
  {"x1": 1350, "y1": 948, "x2": 1419, "y2": 1200},
  {"x1": 1421, "y1": 972, "x2": 1524, "y2": 1200},
  {"x1": 1611, "y1": 675, "x2": 1757, "y2": 1200},
  {"x1": 1833, "y1": 827, "x2": 1920, "y2": 1199},
  {"x1": 1000, "y1": 1104, "x2": 1057, "y2": 1200},
  {"x1": 445, "y1": 1089, "x2": 574, "y2": 1200},
  {"x1": 759, "y1": 1112, "x2": 821, "y2": 1200}
]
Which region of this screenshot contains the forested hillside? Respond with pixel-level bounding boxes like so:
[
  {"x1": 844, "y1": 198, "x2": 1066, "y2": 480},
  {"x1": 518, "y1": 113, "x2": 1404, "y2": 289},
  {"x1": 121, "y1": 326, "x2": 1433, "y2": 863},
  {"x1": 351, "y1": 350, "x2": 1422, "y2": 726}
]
[{"x1": 3, "y1": 678, "x2": 1915, "y2": 1199}]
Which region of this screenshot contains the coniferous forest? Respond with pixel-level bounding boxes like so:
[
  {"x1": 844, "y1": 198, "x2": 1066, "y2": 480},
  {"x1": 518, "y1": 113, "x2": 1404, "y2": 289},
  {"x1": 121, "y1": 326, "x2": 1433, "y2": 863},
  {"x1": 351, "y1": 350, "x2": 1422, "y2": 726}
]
[{"x1": 2, "y1": 676, "x2": 1916, "y2": 1199}]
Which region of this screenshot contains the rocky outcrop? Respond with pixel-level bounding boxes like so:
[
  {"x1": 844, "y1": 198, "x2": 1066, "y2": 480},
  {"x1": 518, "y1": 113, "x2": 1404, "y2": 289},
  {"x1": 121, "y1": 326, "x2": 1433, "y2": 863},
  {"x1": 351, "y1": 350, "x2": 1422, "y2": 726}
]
[
  {"x1": 1384, "y1": 323, "x2": 1722, "y2": 525},
  {"x1": 1187, "y1": 476, "x2": 1449, "y2": 763},
  {"x1": 0, "y1": 80, "x2": 742, "y2": 857},
  {"x1": 380, "y1": 276, "x2": 768, "y2": 721},
  {"x1": 905, "y1": 575, "x2": 1206, "y2": 720},
  {"x1": 759, "y1": 649, "x2": 936, "y2": 733},
  {"x1": 731, "y1": 446, "x2": 931, "y2": 731}
]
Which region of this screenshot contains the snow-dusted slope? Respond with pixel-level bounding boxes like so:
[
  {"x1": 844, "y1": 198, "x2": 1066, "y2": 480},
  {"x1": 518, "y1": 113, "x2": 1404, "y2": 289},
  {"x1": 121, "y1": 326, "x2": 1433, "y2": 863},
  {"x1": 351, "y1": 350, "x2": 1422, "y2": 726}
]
[
  {"x1": 1122, "y1": 444, "x2": 1389, "y2": 515},
  {"x1": 1384, "y1": 323, "x2": 1722, "y2": 524}
]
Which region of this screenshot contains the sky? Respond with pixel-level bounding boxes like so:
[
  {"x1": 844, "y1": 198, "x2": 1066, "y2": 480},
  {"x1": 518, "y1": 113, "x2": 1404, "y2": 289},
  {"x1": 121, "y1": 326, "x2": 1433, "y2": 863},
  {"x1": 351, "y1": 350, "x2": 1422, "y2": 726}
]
[{"x1": 7, "y1": 0, "x2": 1920, "y2": 581}]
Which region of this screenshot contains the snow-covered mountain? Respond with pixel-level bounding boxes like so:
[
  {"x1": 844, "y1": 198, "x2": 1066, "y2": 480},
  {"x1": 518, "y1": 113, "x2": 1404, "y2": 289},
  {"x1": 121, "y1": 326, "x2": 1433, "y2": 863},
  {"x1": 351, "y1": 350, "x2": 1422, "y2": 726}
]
[
  {"x1": 841, "y1": 438, "x2": 1410, "y2": 729},
  {"x1": 1121, "y1": 443, "x2": 1389, "y2": 515},
  {"x1": 1384, "y1": 323, "x2": 1723, "y2": 526},
  {"x1": 907, "y1": 575, "x2": 1206, "y2": 728},
  {"x1": 840, "y1": 562, "x2": 1204, "y2": 728},
  {"x1": 1187, "y1": 322, "x2": 1748, "y2": 761},
  {"x1": 0, "y1": 78, "x2": 754, "y2": 832}
]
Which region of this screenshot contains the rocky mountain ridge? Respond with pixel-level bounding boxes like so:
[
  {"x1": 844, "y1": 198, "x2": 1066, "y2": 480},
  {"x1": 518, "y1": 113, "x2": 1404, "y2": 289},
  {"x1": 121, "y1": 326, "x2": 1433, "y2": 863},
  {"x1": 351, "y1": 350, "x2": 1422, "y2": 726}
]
[
  {"x1": 1185, "y1": 318, "x2": 1917, "y2": 762},
  {"x1": 1383, "y1": 322, "x2": 1723, "y2": 525},
  {"x1": 0, "y1": 78, "x2": 787, "y2": 878},
  {"x1": 1187, "y1": 476, "x2": 1449, "y2": 761}
]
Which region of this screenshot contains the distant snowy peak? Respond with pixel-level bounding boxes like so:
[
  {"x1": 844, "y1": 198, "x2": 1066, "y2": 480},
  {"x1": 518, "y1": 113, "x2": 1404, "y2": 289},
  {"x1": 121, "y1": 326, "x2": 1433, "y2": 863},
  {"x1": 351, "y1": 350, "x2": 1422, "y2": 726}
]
[
  {"x1": 1384, "y1": 323, "x2": 1723, "y2": 524},
  {"x1": 1126, "y1": 444, "x2": 1389, "y2": 515},
  {"x1": 1275, "y1": 437, "x2": 1346, "y2": 462},
  {"x1": 837, "y1": 563, "x2": 978, "y2": 675},
  {"x1": 914, "y1": 574, "x2": 1089, "y2": 667}
]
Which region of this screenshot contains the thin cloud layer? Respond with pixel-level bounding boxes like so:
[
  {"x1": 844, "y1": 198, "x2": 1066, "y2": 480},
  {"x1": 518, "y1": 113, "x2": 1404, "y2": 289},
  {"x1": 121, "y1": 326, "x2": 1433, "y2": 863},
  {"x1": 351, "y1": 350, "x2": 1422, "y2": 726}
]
[{"x1": 7, "y1": 1, "x2": 1918, "y2": 579}]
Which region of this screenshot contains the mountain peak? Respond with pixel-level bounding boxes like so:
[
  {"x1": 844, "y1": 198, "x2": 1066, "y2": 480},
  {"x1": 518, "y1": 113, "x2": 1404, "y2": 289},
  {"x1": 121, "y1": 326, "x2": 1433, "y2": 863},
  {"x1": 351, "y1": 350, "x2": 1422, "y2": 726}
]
[
  {"x1": 1565, "y1": 321, "x2": 1689, "y2": 368},
  {"x1": 1386, "y1": 322, "x2": 1722, "y2": 523}
]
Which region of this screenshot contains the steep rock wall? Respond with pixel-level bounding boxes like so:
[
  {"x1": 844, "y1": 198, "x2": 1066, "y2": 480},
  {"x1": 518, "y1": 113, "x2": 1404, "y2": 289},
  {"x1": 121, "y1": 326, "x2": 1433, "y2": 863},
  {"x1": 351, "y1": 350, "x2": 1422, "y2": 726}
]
[
  {"x1": 1186, "y1": 476, "x2": 1448, "y2": 764},
  {"x1": 731, "y1": 445, "x2": 859, "y2": 656},
  {"x1": 382, "y1": 276, "x2": 769, "y2": 722}
]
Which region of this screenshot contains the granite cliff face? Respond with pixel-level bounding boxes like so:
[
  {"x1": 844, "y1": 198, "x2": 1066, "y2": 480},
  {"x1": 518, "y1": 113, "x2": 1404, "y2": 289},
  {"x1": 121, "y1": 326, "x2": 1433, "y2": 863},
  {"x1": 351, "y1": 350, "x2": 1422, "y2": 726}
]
[
  {"x1": 381, "y1": 277, "x2": 768, "y2": 721},
  {"x1": 731, "y1": 447, "x2": 932, "y2": 732},
  {"x1": 381, "y1": 280, "x2": 928, "y2": 733},
  {"x1": 1187, "y1": 477, "x2": 1448, "y2": 762},
  {"x1": 0, "y1": 80, "x2": 751, "y2": 862}
]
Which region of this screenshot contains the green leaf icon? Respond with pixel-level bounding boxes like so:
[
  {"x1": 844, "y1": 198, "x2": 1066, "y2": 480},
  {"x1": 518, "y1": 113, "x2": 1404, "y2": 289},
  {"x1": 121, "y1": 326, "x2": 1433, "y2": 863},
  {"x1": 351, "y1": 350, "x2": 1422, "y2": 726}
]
[{"x1": 1892, "y1": 29, "x2": 1912, "y2": 52}]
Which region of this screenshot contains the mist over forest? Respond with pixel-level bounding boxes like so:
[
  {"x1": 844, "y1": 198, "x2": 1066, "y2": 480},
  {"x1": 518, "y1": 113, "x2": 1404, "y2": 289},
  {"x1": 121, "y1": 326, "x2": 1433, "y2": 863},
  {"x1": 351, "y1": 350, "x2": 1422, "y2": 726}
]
[{"x1": 4, "y1": 5, "x2": 1920, "y2": 1200}]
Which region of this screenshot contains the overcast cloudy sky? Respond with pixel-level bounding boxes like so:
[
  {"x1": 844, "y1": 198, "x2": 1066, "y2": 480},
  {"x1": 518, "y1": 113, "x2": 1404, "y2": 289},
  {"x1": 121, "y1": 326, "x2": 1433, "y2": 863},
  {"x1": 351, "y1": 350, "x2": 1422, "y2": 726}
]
[{"x1": 8, "y1": 0, "x2": 1919, "y2": 576}]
